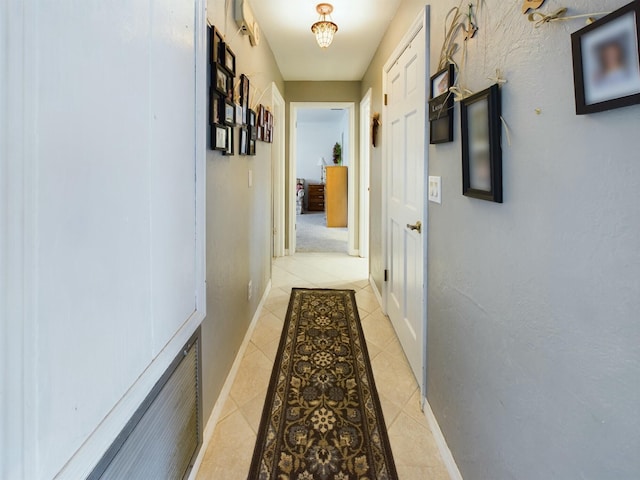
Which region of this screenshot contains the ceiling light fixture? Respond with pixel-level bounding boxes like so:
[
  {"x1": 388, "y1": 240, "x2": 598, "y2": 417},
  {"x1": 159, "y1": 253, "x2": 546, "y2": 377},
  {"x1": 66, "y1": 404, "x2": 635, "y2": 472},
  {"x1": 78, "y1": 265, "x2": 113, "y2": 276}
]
[{"x1": 311, "y1": 3, "x2": 338, "y2": 49}]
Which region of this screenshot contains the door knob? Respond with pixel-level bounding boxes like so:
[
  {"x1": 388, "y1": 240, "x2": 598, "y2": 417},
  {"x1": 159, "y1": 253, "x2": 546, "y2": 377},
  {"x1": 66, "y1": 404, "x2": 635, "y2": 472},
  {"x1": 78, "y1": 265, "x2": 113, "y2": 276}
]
[{"x1": 406, "y1": 221, "x2": 422, "y2": 233}]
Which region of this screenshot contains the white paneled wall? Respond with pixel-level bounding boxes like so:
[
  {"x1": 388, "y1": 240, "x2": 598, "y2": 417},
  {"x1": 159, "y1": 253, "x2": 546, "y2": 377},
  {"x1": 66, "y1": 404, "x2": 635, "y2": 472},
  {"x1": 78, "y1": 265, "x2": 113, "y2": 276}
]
[{"x1": 1, "y1": 0, "x2": 206, "y2": 478}]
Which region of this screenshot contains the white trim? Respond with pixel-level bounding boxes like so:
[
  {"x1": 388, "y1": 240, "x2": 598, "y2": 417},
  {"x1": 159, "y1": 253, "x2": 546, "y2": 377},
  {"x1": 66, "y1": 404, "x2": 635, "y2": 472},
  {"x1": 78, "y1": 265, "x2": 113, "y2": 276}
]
[
  {"x1": 423, "y1": 399, "x2": 464, "y2": 480},
  {"x1": 56, "y1": 311, "x2": 205, "y2": 479},
  {"x1": 189, "y1": 280, "x2": 272, "y2": 479},
  {"x1": 289, "y1": 102, "x2": 358, "y2": 256},
  {"x1": 271, "y1": 83, "x2": 286, "y2": 258},
  {"x1": 369, "y1": 274, "x2": 383, "y2": 311},
  {"x1": 359, "y1": 89, "x2": 372, "y2": 259}
]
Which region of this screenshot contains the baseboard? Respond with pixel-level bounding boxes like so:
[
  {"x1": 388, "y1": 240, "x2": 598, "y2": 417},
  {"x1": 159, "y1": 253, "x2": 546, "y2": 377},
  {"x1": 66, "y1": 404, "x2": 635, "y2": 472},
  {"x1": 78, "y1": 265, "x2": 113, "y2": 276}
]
[
  {"x1": 187, "y1": 280, "x2": 272, "y2": 479},
  {"x1": 423, "y1": 398, "x2": 464, "y2": 480},
  {"x1": 369, "y1": 274, "x2": 383, "y2": 310}
]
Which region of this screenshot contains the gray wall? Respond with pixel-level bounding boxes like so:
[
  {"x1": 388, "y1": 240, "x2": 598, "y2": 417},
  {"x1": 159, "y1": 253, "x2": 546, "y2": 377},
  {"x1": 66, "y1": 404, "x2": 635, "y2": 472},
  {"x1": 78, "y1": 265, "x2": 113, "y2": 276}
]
[
  {"x1": 365, "y1": 0, "x2": 640, "y2": 478},
  {"x1": 202, "y1": 0, "x2": 284, "y2": 423}
]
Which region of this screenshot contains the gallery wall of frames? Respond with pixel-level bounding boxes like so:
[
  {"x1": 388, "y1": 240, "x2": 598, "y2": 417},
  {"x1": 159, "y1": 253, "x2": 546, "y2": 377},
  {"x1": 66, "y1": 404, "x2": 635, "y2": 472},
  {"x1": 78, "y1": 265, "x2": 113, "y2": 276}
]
[{"x1": 208, "y1": 25, "x2": 274, "y2": 156}]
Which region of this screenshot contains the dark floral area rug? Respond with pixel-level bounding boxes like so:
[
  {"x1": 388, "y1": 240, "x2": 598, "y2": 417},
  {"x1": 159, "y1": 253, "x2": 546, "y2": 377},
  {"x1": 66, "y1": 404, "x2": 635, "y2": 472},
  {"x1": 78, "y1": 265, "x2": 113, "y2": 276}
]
[{"x1": 248, "y1": 288, "x2": 398, "y2": 480}]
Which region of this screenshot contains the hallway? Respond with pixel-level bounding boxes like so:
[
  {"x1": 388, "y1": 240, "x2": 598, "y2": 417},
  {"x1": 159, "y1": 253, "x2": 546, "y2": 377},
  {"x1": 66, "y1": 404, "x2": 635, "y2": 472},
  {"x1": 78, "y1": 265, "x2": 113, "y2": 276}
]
[{"x1": 196, "y1": 253, "x2": 449, "y2": 479}]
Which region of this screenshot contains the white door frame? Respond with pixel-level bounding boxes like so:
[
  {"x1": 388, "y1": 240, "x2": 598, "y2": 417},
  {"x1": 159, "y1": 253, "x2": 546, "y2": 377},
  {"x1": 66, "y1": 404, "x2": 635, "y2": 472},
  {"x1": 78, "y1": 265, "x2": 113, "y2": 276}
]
[
  {"x1": 271, "y1": 83, "x2": 286, "y2": 258},
  {"x1": 381, "y1": 8, "x2": 430, "y2": 394},
  {"x1": 359, "y1": 89, "x2": 372, "y2": 258},
  {"x1": 288, "y1": 102, "x2": 358, "y2": 256}
]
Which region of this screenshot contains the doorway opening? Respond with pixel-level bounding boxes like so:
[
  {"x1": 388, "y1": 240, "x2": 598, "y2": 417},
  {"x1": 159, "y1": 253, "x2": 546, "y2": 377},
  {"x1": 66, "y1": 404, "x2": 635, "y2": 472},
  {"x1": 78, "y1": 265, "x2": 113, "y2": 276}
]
[{"x1": 288, "y1": 102, "x2": 357, "y2": 255}]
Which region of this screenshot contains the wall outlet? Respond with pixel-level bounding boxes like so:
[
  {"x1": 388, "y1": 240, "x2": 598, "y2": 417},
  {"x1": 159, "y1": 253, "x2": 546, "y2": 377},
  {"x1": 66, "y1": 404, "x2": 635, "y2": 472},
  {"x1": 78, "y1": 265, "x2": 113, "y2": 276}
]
[
  {"x1": 428, "y1": 176, "x2": 442, "y2": 204},
  {"x1": 248, "y1": 280, "x2": 252, "y2": 301}
]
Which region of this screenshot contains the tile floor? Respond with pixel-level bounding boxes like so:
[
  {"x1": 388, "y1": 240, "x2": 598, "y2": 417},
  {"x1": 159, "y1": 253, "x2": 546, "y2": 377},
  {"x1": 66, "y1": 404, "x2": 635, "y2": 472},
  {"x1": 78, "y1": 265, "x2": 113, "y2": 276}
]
[{"x1": 197, "y1": 253, "x2": 449, "y2": 479}]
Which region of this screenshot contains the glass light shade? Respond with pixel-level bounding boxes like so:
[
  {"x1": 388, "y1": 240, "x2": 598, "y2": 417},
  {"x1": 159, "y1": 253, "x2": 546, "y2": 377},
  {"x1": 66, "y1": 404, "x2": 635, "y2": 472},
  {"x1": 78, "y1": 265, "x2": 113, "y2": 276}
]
[{"x1": 311, "y1": 20, "x2": 338, "y2": 48}]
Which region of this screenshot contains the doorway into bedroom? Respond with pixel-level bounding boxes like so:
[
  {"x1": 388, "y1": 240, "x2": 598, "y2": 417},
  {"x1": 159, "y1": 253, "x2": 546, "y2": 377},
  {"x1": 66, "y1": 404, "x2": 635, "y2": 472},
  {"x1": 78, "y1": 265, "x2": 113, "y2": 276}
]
[{"x1": 289, "y1": 103, "x2": 356, "y2": 255}]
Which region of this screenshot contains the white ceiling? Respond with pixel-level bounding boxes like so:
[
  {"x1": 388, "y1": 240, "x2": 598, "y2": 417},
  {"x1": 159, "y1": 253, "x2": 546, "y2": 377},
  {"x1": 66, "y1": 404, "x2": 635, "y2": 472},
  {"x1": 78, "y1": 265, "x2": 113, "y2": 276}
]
[{"x1": 248, "y1": 0, "x2": 402, "y2": 81}]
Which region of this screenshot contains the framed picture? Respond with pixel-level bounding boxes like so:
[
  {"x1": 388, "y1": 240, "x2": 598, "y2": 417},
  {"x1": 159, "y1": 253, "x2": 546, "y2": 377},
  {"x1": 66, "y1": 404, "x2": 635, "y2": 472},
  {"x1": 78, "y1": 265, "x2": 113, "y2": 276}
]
[
  {"x1": 224, "y1": 101, "x2": 235, "y2": 125},
  {"x1": 221, "y1": 43, "x2": 236, "y2": 76},
  {"x1": 209, "y1": 26, "x2": 224, "y2": 65},
  {"x1": 461, "y1": 84, "x2": 502, "y2": 203},
  {"x1": 240, "y1": 74, "x2": 250, "y2": 125},
  {"x1": 248, "y1": 109, "x2": 256, "y2": 126},
  {"x1": 248, "y1": 138, "x2": 256, "y2": 156},
  {"x1": 215, "y1": 65, "x2": 230, "y2": 96},
  {"x1": 223, "y1": 126, "x2": 234, "y2": 156},
  {"x1": 571, "y1": 1, "x2": 640, "y2": 114},
  {"x1": 212, "y1": 124, "x2": 227, "y2": 151},
  {"x1": 429, "y1": 64, "x2": 455, "y2": 144},
  {"x1": 209, "y1": 90, "x2": 222, "y2": 125},
  {"x1": 239, "y1": 127, "x2": 249, "y2": 155}
]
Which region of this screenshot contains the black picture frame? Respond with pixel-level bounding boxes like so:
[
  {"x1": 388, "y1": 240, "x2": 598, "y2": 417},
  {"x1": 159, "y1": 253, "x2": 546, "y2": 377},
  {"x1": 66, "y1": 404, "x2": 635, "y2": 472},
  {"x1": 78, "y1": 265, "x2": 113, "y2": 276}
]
[
  {"x1": 461, "y1": 84, "x2": 502, "y2": 203},
  {"x1": 221, "y1": 43, "x2": 236, "y2": 76},
  {"x1": 239, "y1": 127, "x2": 249, "y2": 155},
  {"x1": 224, "y1": 100, "x2": 235, "y2": 126},
  {"x1": 223, "y1": 126, "x2": 234, "y2": 156},
  {"x1": 248, "y1": 109, "x2": 256, "y2": 127},
  {"x1": 248, "y1": 138, "x2": 256, "y2": 156},
  {"x1": 215, "y1": 65, "x2": 230, "y2": 96},
  {"x1": 429, "y1": 64, "x2": 455, "y2": 144},
  {"x1": 240, "y1": 74, "x2": 250, "y2": 125},
  {"x1": 209, "y1": 26, "x2": 224, "y2": 65},
  {"x1": 571, "y1": 1, "x2": 640, "y2": 115},
  {"x1": 212, "y1": 124, "x2": 227, "y2": 151},
  {"x1": 209, "y1": 90, "x2": 223, "y2": 125}
]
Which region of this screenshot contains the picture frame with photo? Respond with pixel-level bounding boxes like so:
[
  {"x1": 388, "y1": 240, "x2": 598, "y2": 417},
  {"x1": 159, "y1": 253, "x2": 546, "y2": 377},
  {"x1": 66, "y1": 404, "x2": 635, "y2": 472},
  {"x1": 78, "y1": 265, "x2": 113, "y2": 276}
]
[
  {"x1": 240, "y1": 74, "x2": 250, "y2": 125},
  {"x1": 239, "y1": 127, "x2": 249, "y2": 155},
  {"x1": 248, "y1": 138, "x2": 256, "y2": 156},
  {"x1": 571, "y1": 1, "x2": 640, "y2": 114},
  {"x1": 223, "y1": 126, "x2": 234, "y2": 156},
  {"x1": 209, "y1": 90, "x2": 223, "y2": 125},
  {"x1": 215, "y1": 64, "x2": 230, "y2": 97},
  {"x1": 429, "y1": 64, "x2": 455, "y2": 144},
  {"x1": 224, "y1": 100, "x2": 235, "y2": 126},
  {"x1": 221, "y1": 43, "x2": 236, "y2": 76},
  {"x1": 461, "y1": 84, "x2": 502, "y2": 203},
  {"x1": 212, "y1": 124, "x2": 227, "y2": 151},
  {"x1": 209, "y1": 26, "x2": 224, "y2": 65}
]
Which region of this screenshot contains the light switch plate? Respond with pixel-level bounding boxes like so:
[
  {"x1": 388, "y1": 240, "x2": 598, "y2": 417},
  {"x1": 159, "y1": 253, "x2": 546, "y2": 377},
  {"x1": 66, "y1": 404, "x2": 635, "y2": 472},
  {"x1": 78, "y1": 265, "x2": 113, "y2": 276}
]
[
  {"x1": 248, "y1": 169, "x2": 253, "y2": 187},
  {"x1": 428, "y1": 176, "x2": 442, "y2": 204}
]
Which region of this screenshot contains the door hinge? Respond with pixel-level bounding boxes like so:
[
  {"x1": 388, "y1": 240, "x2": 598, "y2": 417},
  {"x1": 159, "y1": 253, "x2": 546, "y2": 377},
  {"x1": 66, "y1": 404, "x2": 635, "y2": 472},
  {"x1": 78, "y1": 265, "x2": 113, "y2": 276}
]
[
  {"x1": 384, "y1": 94, "x2": 388, "y2": 106},
  {"x1": 384, "y1": 269, "x2": 389, "y2": 282}
]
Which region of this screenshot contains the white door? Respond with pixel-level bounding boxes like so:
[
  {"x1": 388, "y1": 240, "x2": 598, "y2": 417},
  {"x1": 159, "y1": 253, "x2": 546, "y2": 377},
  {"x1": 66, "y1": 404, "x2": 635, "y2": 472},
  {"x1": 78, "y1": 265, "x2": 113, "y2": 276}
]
[{"x1": 385, "y1": 23, "x2": 427, "y2": 386}]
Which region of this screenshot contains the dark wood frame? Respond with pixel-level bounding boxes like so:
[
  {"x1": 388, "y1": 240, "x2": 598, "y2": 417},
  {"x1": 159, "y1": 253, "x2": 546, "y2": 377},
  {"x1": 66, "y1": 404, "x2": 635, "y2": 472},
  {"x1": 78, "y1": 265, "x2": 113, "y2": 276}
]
[
  {"x1": 240, "y1": 74, "x2": 250, "y2": 125},
  {"x1": 224, "y1": 100, "x2": 235, "y2": 126},
  {"x1": 209, "y1": 26, "x2": 224, "y2": 65},
  {"x1": 429, "y1": 64, "x2": 455, "y2": 144},
  {"x1": 215, "y1": 64, "x2": 230, "y2": 97},
  {"x1": 221, "y1": 43, "x2": 236, "y2": 76},
  {"x1": 239, "y1": 127, "x2": 249, "y2": 155},
  {"x1": 209, "y1": 89, "x2": 223, "y2": 125},
  {"x1": 461, "y1": 84, "x2": 502, "y2": 203},
  {"x1": 571, "y1": 1, "x2": 640, "y2": 115},
  {"x1": 212, "y1": 124, "x2": 227, "y2": 151},
  {"x1": 223, "y1": 126, "x2": 235, "y2": 156}
]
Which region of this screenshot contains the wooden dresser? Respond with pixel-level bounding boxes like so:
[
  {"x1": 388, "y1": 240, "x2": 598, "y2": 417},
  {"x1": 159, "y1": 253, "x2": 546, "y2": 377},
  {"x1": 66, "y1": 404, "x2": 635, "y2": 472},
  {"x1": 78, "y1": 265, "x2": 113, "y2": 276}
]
[
  {"x1": 307, "y1": 184, "x2": 325, "y2": 212},
  {"x1": 325, "y1": 166, "x2": 348, "y2": 227}
]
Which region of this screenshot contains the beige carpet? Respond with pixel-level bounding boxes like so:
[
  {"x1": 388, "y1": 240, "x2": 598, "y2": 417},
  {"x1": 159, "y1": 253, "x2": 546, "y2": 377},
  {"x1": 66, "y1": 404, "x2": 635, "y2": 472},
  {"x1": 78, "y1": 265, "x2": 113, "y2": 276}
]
[{"x1": 296, "y1": 212, "x2": 348, "y2": 253}]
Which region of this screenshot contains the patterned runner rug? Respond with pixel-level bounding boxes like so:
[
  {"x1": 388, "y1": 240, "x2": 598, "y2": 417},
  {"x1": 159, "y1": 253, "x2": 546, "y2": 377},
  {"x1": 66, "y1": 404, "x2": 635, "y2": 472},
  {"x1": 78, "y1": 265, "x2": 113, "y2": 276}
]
[{"x1": 249, "y1": 288, "x2": 398, "y2": 480}]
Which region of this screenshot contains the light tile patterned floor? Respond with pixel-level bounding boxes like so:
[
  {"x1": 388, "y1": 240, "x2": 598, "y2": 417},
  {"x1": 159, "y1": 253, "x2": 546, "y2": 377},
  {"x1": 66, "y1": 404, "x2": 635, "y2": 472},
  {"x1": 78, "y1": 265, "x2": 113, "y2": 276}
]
[{"x1": 197, "y1": 253, "x2": 449, "y2": 479}]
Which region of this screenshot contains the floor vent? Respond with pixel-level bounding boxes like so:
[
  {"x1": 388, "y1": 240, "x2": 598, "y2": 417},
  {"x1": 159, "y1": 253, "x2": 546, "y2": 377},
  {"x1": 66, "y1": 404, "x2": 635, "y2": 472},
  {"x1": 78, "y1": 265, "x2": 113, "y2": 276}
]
[{"x1": 88, "y1": 328, "x2": 202, "y2": 480}]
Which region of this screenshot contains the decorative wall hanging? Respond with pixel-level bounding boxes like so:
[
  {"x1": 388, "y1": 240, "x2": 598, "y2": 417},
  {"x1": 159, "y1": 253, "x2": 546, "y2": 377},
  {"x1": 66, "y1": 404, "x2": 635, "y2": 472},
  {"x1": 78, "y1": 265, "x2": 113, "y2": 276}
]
[
  {"x1": 214, "y1": 65, "x2": 231, "y2": 98},
  {"x1": 521, "y1": 0, "x2": 546, "y2": 14},
  {"x1": 429, "y1": 64, "x2": 455, "y2": 144},
  {"x1": 240, "y1": 74, "x2": 250, "y2": 125},
  {"x1": 571, "y1": 1, "x2": 640, "y2": 114},
  {"x1": 257, "y1": 105, "x2": 274, "y2": 143},
  {"x1": 461, "y1": 84, "x2": 502, "y2": 203},
  {"x1": 239, "y1": 127, "x2": 249, "y2": 155},
  {"x1": 463, "y1": 3, "x2": 478, "y2": 41},
  {"x1": 372, "y1": 113, "x2": 381, "y2": 147},
  {"x1": 224, "y1": 100, "x2": 236, "y2": 125}
]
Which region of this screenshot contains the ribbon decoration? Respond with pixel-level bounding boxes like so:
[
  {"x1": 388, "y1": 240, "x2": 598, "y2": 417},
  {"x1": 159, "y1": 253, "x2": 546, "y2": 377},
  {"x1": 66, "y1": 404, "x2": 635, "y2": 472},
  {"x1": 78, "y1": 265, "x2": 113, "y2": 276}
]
[{"x1": 528, "y1": 8, "x2": 611, "y2": 27}]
